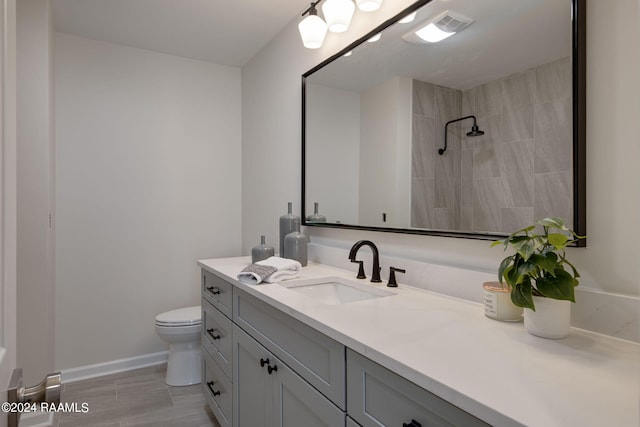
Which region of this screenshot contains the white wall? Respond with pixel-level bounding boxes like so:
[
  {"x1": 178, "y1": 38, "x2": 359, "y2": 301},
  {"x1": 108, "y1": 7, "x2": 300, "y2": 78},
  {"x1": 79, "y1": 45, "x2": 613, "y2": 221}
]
[
  {"x1": 359, "y1": 76, "x2": 412, "y2": 227},
  {"x1": 242, "y1": 0, "x2": 640, "y2": 341},
  {"x1": 241, "y1": 0, "x2": 417, "y2": 253},
  {"x1": 54, "y1": 33, "x2": 242, "y2": 370},
  {"x1": 306, "y1": 83, "x2": 360, "y2": 224},
  {"x1": 16, "y1": 0, "x2": 55, "y2": 385}
]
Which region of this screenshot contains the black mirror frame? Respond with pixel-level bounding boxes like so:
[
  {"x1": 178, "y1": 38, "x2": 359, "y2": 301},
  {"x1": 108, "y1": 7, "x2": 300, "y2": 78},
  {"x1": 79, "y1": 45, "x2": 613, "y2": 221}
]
[{"x1": 301, "y1": 0, "x2": 586, "y2": 247}]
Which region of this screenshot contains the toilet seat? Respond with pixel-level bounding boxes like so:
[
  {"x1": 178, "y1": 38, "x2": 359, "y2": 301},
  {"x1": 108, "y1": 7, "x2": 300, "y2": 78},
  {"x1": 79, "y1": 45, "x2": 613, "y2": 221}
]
[{"x1": 155, "y1": 305, "x2": 201, "y2": 327}]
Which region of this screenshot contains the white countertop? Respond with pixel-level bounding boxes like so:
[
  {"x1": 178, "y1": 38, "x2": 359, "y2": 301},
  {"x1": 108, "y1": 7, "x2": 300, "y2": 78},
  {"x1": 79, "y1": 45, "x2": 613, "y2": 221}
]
[{"x1": 198, "y1": 257, "x2": 640, "y2": 427}]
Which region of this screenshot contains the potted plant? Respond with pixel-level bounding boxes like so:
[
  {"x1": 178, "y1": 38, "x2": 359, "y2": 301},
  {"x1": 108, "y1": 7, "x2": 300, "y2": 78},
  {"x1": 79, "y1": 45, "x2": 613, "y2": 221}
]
[{"x1": 491, "y1": 217, "x2": 585, "y2": 338}]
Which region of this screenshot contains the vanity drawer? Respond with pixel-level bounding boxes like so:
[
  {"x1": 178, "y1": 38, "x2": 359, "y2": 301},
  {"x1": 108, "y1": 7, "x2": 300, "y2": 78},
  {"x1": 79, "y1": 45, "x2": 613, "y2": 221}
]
[
  {"x1": 202, "y1": 299, "x2": 233, "y2": 380},
  {"x1": 202, "y1": 268, "x2": 232, "y2": 318},
  {"x1": 347, "y1": 349, "x2": 489, "y2": 427},
  {"x1": 233, "y1": 287, "x2": 346, "y2": 409},
  {"x1": 203, "y1": 349, "x2": 233, "y2": 427}
]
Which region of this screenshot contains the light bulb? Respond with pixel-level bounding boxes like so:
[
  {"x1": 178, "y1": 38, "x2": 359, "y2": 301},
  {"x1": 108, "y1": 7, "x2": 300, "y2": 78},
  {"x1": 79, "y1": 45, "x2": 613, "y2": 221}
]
[
  {"x1": 356, "y1": 0, "x2": 382, "y2": 12},
  {"x1": 415, "y1": 23, "x2": 454, "y2": 43},
  {"x1": 322, "y1": 0, "x2": 355, "y2": 33},
  {"x1": 298, "y1": 13, "x2": 328, "y2": 49}
]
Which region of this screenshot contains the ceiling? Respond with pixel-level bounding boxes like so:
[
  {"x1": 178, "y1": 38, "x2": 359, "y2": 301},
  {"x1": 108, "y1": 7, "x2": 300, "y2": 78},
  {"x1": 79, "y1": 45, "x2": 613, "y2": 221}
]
[
  {"x1": 51, "y1": 0, "x2": 312, "y2": 67},
  {"x1": 308, "y1": 0, "x2": 571, "y2": 92}
]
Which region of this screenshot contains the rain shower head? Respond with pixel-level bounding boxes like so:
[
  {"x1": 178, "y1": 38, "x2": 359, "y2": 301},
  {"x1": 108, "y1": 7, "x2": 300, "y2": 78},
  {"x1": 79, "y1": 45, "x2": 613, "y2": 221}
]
[
  {"x1": 438, "y1": 115, "x2": 484, "y2": 155},
  {"x1": 466, "y1": 124, "x2": 484, "y2": 137}
]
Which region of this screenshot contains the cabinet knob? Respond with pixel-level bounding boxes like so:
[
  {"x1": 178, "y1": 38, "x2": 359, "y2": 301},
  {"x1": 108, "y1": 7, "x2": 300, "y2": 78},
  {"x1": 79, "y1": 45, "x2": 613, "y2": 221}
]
[
  {"x1": 402, "y1": 420, "x2": 421, "y2": 427},
  {"x1": 206, "y1": 381, "x2": 221, "y2": 397},
  {"x1": 260, "y1": 358, "x2": 270, "y2": 368},
  {"x1": 206, "y1": 286, "x2": 221, "y2": 295},
  {"x1": 206, "y1": 328, "x2": 221, "y2": 340},
  {"x1": 267, "y1": 364, "x2": 278, "y2": 375}
]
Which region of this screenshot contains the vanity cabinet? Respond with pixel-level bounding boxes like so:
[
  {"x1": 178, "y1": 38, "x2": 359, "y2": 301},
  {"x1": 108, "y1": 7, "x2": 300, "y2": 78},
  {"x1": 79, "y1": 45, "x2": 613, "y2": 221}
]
[
  {"x1": 347, "y1": 349, "x2": 488, "y2": 427},
  {"x1": 233, "y1": 287, "x2": 346, "y2": 409},
  {"x1": 202, "y1": 269, "x2": 235, "y2": 427},
  {"x1": 233, "y1": 324, "x2": 345, "y2": 427},
  {"x1": 201, "y1": 264, "x2": 488, "y2": 427}
]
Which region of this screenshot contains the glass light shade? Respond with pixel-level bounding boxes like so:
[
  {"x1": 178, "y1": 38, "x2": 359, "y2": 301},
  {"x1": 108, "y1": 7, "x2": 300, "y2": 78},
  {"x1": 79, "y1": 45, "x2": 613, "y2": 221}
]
[
  {"x1": 356, "y1": 0, "x2": 382, "y2": 12},
  {"x1": 298, "y1": 14, "x2": 328, "y2": 49},
  {"x1": 367, "y1": 33, "x2": 381, "y2": 42},
  {"x1": 322, "y1": 0, "x2": 355, "y2": 33},
  {"x1": 399, "y1": 11, "x2": 416, "y2": 24},
  {"x1": 415, "y1": 23, "x2": 455, "y2": 43}
]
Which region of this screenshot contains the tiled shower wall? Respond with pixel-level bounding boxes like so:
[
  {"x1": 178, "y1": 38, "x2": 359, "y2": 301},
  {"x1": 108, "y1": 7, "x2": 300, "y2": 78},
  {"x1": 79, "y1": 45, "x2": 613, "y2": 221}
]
[{"x1": 411, "y1": 57, "x2": 572, "y2": 233}]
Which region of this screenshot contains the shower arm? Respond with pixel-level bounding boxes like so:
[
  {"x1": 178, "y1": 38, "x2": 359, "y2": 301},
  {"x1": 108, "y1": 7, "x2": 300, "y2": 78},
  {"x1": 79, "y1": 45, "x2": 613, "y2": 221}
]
[{"x1": 438, "y1": 115, "x2": 478, "y2": 155}]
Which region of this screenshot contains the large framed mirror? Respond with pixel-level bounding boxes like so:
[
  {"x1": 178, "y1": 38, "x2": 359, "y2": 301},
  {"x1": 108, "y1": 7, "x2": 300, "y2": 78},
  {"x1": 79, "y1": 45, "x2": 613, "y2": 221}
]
[{"x1": 302, "y1": 0, "x2": 586, "y2": 245}]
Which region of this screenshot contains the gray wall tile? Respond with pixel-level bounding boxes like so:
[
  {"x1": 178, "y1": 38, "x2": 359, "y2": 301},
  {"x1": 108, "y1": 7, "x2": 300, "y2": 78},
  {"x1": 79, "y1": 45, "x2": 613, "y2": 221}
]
[
  {"x1": 534, "y1": 172, "x2": 573, "y2": 228},
  {"x1": 501, "y1": 207, "x2": 534, "y2": 231},
  {"x1": 475, "y1": 80, "x2": 502, "y2": 117},
  {"x1": 501, "y1": 140, "x2": 534, "y2": 207},
  {"x1": 473, "y1": 178, "x2": 504, "y2": 231},
  {"x1": 410, "y1": 56, "x2": 571, "y2": 234},
  {"x1": 534, "y1": 96, "x2": 572, "y2": 173},
  {"x1": 536, "y1": 57, "x2": 571, "y2": 104},
  {"x1": 411, "y1": 116, "x2": 435, "y2": 178},
  {"x1": 412, "y1": 79, "x2": 435, "y2": 117}
]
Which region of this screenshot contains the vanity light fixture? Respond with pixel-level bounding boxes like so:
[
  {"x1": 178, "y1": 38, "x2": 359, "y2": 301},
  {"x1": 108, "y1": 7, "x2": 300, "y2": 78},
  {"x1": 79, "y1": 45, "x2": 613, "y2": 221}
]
[
  {"x1": 356, "y1": 0, "x2": 383, "y2": 12},
  {"x1": 298, "y1": 0, "x2": 384, "y2": 49},
  {"x1": 402, "y1": 10, "x2": 473, "y2": 44},
  {"x1": 298, "y1": 1, "x2": 328, "y2": 49},
  {"x1": 322, "y1": 0, "x2": 356, "y2": 33}
]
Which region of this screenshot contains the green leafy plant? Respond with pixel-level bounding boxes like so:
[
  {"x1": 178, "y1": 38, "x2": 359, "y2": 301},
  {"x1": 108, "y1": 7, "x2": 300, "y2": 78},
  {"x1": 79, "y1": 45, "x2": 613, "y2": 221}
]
[{"x1": 491, "y1": 217, "x2": 585, "y2": 311}]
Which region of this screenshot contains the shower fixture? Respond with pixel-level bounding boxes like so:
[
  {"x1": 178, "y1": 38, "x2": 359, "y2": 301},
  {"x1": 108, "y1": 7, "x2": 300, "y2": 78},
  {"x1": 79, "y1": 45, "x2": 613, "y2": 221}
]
[{"x1": 438, "y1": 115, "x2": 484, "y2": 155}]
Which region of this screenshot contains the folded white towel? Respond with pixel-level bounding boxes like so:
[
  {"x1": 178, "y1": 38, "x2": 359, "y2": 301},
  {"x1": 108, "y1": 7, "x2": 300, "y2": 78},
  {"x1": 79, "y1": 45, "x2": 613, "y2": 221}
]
[{"x1": 237, "y1": 256, "x2": 302, "y2": 285}]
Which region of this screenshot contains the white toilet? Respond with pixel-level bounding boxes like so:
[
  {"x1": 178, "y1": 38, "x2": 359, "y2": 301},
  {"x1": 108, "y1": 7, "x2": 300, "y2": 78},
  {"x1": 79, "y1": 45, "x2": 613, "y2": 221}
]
[{"x1": 155, "y1": 305, "x2": 202, "y2": 386}]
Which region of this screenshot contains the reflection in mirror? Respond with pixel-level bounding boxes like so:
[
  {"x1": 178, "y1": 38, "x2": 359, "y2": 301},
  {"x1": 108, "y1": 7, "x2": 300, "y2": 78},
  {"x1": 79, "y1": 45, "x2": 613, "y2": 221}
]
[{"x1": 303, "y1": 0, "x2": 585, "y2": 242}]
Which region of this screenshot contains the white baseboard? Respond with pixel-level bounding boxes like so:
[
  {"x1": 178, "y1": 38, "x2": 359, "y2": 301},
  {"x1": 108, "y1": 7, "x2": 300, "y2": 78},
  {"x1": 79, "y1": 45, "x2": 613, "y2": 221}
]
[
  {"x1": 61, "y1": 351, "x2": 168, "y2": 384},
  {"x1": 19, "y1": 411, "x2": 54, "y2": 427}
]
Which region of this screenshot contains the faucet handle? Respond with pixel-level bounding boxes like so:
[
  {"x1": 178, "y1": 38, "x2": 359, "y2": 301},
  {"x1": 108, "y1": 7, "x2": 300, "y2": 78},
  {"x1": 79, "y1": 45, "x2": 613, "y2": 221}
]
[
  {"x1": 387, "y1": 267, "x2": 406, "y2": 288},
  {"x1": 351, "y1": 259, "x2": 366, "y2": 279}
]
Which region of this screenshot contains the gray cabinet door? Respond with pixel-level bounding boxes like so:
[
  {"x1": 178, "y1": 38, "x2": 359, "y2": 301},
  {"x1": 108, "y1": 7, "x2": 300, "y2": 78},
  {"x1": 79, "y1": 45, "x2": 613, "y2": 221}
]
[
  {"x1": 273, "y1": 352, "x2": 345, "y2": 427},
  {"x1": 347, "y1": 349, "x2": 489, "y2": 427},
  {"x1": 234, "y1": 287, "x2": 346, "y2": 409},
  {"x1": 233, "y1": 324, "x2": 272, "y2": 427},
  {"x1": 234, "y1": 325, "x2": 345, "y2": 427}
]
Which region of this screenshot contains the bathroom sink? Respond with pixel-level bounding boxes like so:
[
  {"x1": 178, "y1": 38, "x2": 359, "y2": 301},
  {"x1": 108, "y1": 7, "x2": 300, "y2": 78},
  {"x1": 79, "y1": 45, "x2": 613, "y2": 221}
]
[{"x1": 280, "y1": 276, "x2": 395, "y2": 305}]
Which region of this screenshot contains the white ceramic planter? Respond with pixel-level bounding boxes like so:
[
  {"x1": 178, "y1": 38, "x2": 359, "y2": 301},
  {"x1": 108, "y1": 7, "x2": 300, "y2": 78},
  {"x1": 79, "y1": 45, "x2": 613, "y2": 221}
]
[{"x1": 524, "y1": 296, "x2": 572, "y2": 339}]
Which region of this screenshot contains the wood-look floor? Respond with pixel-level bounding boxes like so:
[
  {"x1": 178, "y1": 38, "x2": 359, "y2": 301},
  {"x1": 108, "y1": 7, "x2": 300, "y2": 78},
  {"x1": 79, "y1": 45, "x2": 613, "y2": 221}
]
[{"x1": 53, "y1": 364, "x2": 220, "y2": 427}]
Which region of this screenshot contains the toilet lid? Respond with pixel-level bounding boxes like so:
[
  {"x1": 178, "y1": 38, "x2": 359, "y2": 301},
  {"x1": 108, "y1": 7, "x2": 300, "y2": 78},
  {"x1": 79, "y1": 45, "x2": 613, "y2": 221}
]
[{"x1": 155, "y1": 305, "x2": 201, "y2": 327}]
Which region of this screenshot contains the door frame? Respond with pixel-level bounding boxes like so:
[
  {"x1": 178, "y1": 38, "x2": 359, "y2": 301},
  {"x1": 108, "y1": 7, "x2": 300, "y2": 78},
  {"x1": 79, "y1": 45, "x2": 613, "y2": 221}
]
[{"x1": 0, "y1": 1, "x2": 18, "y2": 426}]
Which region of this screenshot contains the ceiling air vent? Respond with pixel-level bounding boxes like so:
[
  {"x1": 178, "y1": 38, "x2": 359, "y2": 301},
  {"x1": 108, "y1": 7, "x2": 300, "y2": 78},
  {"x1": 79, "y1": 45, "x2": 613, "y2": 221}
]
[
  {"x1": 402, "y1": 10, "x2": 474, "y2": 44},
  {"x1": 434, "y1": 11, "x2": 473, "y2": 33}
]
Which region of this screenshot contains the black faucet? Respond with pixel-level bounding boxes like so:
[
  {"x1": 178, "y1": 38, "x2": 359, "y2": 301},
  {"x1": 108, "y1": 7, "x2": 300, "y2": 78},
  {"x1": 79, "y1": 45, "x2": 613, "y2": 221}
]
[
  {"x1": 348, "y1": 240, "x2": 382, "y2": 283},
  {"x1": 387, "y1": 267, "x2": 406, "y2": 288}
]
